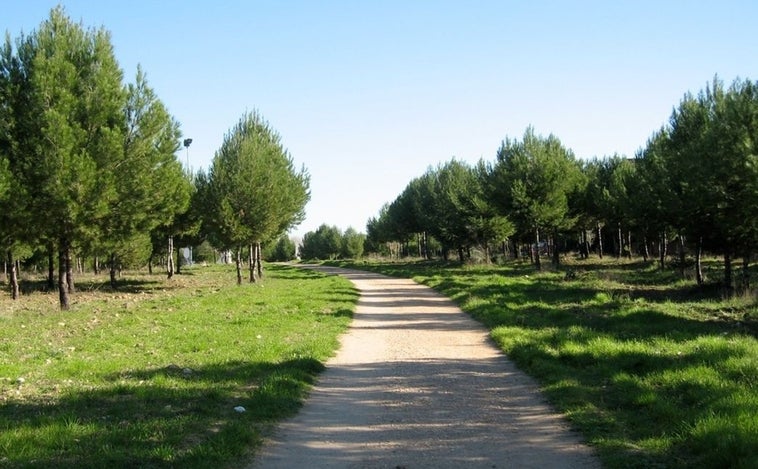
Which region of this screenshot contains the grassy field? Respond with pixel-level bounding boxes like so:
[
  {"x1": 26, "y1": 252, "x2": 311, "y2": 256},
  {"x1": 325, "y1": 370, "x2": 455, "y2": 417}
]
[
  {"x1": 333, "y1": 257, "x2": 757, "y2": 468},
  {"x1": 3, "y1": 258, "x2": 756, "y2": 468},
  {"x1": 0, "y1": 264, "x2": 357, "y2": 468}
]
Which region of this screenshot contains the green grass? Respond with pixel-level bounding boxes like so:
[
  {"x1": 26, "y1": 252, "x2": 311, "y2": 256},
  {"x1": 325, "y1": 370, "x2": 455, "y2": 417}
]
[
  {"x1": 0, "y1": 263, "x2": 357, "y2": 468},
  {"x1": 332, "y1": 257, "x2": 758, "y2": 468}
]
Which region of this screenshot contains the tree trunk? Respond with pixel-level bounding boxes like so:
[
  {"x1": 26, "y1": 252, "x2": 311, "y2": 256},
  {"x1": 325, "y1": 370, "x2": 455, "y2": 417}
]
[
  {"x1": 626, "y1": 230, "x2": 632, "y2": 259},
  {"x1": 256, "y1": 242, "x2": 263, "y2": 279},
  {"x1": 534, "y1": 227, "x2": 542, "y2": 271},
  {"x1": 616, "y1": 222, "x2": 623, "y2": 258},
  {"x1": 176, "y1": 245, "x2": 182, "y2": 275},
  {"x1": 596, "y1": 223, "x2": 604, "y2": 259},
  {"x1": 659, "y1": 231, "x2": 667, "y2": 270},
  {"x1": 457, "y1": 246, "x2": 465, "y2": 263},
  {"x1": 578, "y1": 230, "x2": 586, "y2": 259},
  {"x1": 58, "y1": 237, "x2": 70, "y2": 310},
  {"x1": 8, "y1": 250, "x2": 19, "y2": 300},
  {"x1": 110, "y1": 253, "x2": 118, "y2": 289},
  {"x1": 642, "y1": 235, "x2": 650, "y2": 262},
  {"x1": 552, "y1": 228, "x2": 560, "y2": 266},
  {"x1": 148, "y1": 253, "x2": 153, "y2": 275},
  {"x1": 167, "y1": 235, "x2": 174, "y2": 279},
  {"x1": 94, "y1": 256, "x2": 100, "y2": 275},
  {"x1": 724, "y1": 252, "x2": 733, "y2": 296},
  {"x1": 47, "y1": 242, "x2": 55, "y2": 290},
  {"x1": 741, "y1": 254, "x2": 750, "y2": 291},
  {"x1": 248, "y1": 244, "x2": 256, "y2": 283},
  {"x1": 695, "y1": 237, "x2": 704, "y2": 286},
  {"x1": 235, "y1": 247, "x2": 242, "y2": 285},
  {"x1": 65, "y1": 245, "x2": 75, "y2": 294},
  {"x1": 678, "y1": 234, "x2": 686, "y2": 278},
  {"x1": 550, "y1": 235, "x2": 556, "y2": 264}
]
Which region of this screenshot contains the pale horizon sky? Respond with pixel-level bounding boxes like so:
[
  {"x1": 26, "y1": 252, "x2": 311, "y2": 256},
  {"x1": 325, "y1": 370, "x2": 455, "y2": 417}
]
[{"x1": 5, "y1": 1, "x2": 758, "y2": 238}]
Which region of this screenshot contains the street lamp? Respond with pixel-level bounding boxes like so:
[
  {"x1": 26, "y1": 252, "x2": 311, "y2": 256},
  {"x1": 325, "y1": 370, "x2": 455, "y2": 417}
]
[
  {"x1": 183, "y1": 138, "x2": 193, "y2": 265},
  {"x1": 183, "y1": 138, "x2": 193, "y2": 173}
]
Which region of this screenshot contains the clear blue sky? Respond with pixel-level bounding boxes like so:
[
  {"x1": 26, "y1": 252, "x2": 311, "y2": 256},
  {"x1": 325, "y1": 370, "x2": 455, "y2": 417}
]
[{"x1": 5, "y1": 1, "x2": 758, "y2": 237}]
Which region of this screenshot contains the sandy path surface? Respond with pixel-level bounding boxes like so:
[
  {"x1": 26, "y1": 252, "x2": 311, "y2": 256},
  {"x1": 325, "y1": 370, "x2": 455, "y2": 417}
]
[{"x1": 250, "y1": 266, "x2": 600, "y2": 468}]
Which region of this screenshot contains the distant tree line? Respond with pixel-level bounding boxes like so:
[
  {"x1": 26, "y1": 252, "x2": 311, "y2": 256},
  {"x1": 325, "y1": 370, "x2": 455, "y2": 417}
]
[
  {"x1": 0, "y1": 8, "x2": 309, "y2": 308},
  {"x1": 299, "y1": 225, "x2": 366, "y2": 260},
  {"x1": 366, "y1": 77, "x2": 757, "y2": 294}
]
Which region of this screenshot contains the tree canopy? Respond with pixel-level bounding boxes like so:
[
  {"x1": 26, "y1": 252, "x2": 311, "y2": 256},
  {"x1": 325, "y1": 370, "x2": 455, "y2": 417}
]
[
  {"x1": 0, "y1": 7, "x2": 190, "y2": 307},
  {"x1": 204, "y1": 111, "x2": 310, "y2": 283},
  {"x1": 366, "y1": 78, "x2": 757, "y2": 291}
]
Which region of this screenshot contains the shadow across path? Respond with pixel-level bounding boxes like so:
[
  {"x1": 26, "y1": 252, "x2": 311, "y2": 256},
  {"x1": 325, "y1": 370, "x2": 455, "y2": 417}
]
[{"x1": 251, "y1": 266, "x2": 599, "y2": 468}]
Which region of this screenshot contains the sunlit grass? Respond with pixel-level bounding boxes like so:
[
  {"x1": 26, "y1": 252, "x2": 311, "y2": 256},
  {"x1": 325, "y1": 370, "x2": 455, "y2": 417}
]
[
  {"x1": 335, "y1": 256, "x2": 758, "y2": 468},
  {"x1": 0, "y1": 263, "x2": 357, "y2": 468}
]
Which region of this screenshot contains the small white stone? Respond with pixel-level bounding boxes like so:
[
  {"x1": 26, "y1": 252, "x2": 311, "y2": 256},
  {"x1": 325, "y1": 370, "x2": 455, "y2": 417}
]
[
  {"x1": 234, "y1": 406, "x2": 246, "y2": 413},
  {"x1": 16, "y1": 377, "x2": 25, "y2": 384}
]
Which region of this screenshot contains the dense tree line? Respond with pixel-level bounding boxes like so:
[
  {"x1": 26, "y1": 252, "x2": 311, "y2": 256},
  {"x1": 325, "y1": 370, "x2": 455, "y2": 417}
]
[
  {"x1": 263, "y1": 235, "x2": 298, "y2": 262},
  {"x1": 300, "y1": 224, "x2": 366, "y2": 260},
  {"x1": 367, "y1": 77, "x2": 757, "y2": 293},
  {"x1": 1, "y1": 8, "x2": 310, "y2": 307}
]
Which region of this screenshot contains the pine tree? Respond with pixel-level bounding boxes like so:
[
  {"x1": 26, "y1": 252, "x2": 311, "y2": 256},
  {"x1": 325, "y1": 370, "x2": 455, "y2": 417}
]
[
  {"x1": 206, "y1": 111, "x2": 309, "y2": 283},
  {"x1": 490, "y1": 127, "x2": 582, "y2": 270},
  {"x1": 9, "y1": 7, "x2": 125, "y2": 308}
]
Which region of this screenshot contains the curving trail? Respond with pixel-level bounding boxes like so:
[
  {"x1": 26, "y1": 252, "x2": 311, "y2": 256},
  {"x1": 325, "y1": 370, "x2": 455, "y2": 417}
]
[{"x1": 251, "y1": 266, "x2": 599, "y2": 468}]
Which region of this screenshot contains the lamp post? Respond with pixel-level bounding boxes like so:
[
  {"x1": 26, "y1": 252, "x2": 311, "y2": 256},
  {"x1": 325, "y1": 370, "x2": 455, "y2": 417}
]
[
  {"x1": 183, "y1": 138, "x2": 193, "y2": 173},
  {"x1": 183, "y1": 138, "x2": 193, "y2": 265}
]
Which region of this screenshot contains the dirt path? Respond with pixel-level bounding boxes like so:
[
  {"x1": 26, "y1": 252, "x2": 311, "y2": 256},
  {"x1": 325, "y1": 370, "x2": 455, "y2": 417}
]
[{"x1": 250, "y1": 266, "x2": 600, "y2": 468}]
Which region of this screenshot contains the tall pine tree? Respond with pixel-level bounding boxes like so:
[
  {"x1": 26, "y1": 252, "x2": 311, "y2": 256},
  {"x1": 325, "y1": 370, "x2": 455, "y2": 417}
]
[{"x1": 9, "y1": 7, "x2": 125, "y2": 308}]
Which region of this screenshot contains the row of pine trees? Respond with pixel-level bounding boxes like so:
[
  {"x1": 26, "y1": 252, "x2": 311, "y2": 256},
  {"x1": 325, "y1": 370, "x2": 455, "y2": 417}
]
[
  {"x1": 367, "y1": 77, "x2": 757, "y2": 293},
  {"x1": 0, "y1": 8, "x2": 310, "y2": 308}
]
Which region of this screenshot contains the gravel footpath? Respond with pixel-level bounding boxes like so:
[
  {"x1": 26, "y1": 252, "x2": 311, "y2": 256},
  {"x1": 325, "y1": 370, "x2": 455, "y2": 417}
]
[{"x1": 250, "y1": 266, "x2": 600, "y2": 468}]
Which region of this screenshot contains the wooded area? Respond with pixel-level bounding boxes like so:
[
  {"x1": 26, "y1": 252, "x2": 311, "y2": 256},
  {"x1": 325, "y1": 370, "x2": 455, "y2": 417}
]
[
  {"x1": 3, "y1": 7, "x2": 757, "y2": 308},
  {"x1": 0, "y1": 8, "x2": 309, "y2": 308},
  {"x1": 367, "y1": 77, "x2": 758, "y2": 294}
]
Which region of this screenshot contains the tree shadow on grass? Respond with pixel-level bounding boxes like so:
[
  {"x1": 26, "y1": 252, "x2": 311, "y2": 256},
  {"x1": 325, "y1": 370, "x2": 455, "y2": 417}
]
[
  {"x1": 333, "y1": 261, "x2": 757, "y2": 466},
  {"x1": 500, "y1": 327, "x2": 757, "y2": 468},
  {"x1": 0, "y1": 358, "x2": 323, "y2": 469},
  {"x1": 421, "y1": 267, "x2": 756, "y2": 331},
  {"x1": 18, "y1": 276, "x2": 169, "y2": 296},
  {"x1": 464, "y1": 286, "x2": 758, "y2": 467},
  {"x1": 267, "y1": 263, "x2": 326, "y2": 280}
]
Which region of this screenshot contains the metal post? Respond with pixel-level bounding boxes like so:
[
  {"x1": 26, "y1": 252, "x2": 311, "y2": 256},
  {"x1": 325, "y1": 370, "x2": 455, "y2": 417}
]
[{"x1": 183, "y1": 138, "x2": 193, "y2": 265}]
